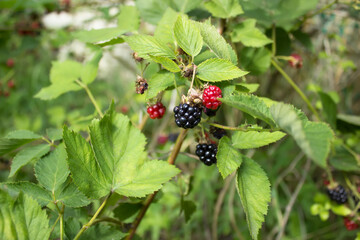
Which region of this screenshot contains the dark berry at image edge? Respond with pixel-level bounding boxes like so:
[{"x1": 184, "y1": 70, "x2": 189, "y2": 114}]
[
  {"x1": 327, "y1": 185, "x2": 348, "y2": 204},
  {"x1": 195, "y1": 143, "x2": 217, "y2": 166},
  {"x1": 173, "y1": 103, "x2": 202, "y2": 129}
]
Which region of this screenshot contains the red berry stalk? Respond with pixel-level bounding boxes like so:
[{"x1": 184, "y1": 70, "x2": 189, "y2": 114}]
[
  {"x1": 203, "y1": 85, "x2": 222, "y2": 110},
  {"x1": 288, "y1": 53, "x2": 303, "y2": 69},
  {"x1": 147, "y1": 102, "x2": 166, "y2": 119}
]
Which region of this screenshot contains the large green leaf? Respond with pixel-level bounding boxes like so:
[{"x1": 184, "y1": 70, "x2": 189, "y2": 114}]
[
  {"x1": 217, "y1": 136, "x2": 243, "y2": 179},
  {"x1": 0, "y1": 191, "x2": 51, "y2": 240},
  {"x1": 35, "y1": 145, "x2": 69, "y2": 193},
  {"x1": 154, "y1": 8, "x2": 179, "y2": 44},
  {"x1": 221, "y1": 94, "x2": 275, "y2": 127},
  {"x1": 236, "y1": 156, "x2": 271, "y2": 240},
  {"x1": 9, "y1": 144, "x2": 50, "y2": 178},
  {"x1": 73, "y1": 28, "x2": 127, "y2": 43},
  {"x1": 232, "y1": 130, "x2": 286, "y2": 149},
  {"x1": 231, "y1": 19, "x2": 272, "y2": 47},
  {"x1": 117, "y1": 5, "x2": 140, "y2": 31},
  {"x1": 55, "y1": 180, "x2": 91, "y2": 208},
  {"x1": 63, "y1": 107, "x2": 180, "y2": 199},
  {"x1": 205, "y1": 0, "x2": 243, "y2": 18},
  {"x1": 196, "y1": 22, "x2": 238, "y2": 65},
  {"x1": 0, "y1": 130, "x2": 42, "y2": 156},
  {"x1": 135, "y1": 0, "x2": 170, "y2": 25},
  {"x1": 197, "y1": 58, "x2": 248, "y2": 82},
  {"x1": 174, "y1": 15, "x2": 203, "y2": 57},
  {"x1": 124, "y1": 35, "x2": 176, "y2": 59}
]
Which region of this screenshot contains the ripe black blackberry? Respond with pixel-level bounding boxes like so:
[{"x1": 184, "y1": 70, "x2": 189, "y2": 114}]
[
  {"x1": 210, "y1": 126, "x2": 226, "y2": 139},
  {"x1": 195, "y1": 143, "x2": 217, "y2": 166},
  {"x1": 204, "y1": 107, "x2": 217, "y2": 117},
  {"x1": 174, "y1": 103, "x2": 202, "y2": 129},
  {"x1": 327, "y1": 185, "x2": 348, "y2": 204}
]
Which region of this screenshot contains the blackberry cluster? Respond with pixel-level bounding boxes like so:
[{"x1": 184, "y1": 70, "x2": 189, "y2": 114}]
[
  {"x1": 203, "y1": 85, "x2": 222, "y2": 110},
  {"x1": 174, "y1": 103, "x2": 202, "y2": 129},
  {"x1": 327, "y1": 185, "x2": 348, "y2": 204},
  {"x1": 147, "y1": 102, "x2": 166, "y2": 119},
  {"x1": 195, "y1": 143, "x2": 217, "y2": 166}
]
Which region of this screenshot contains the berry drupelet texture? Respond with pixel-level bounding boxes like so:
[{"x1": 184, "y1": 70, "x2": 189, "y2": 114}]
[
  {"x1": 147, "y1": 102, "x2": 166, "y2": 119},
  {"x1": 195, "y1": 143, "x2": 218, "y2": 166},
  {"x1": 203, "y1": 85, "x2": 222, "y2": 110},
  {"x1": 327, "y1": 185, "x2": 348, "y2": 204},
  {"x1": 173, "y1": 103, "x2": 202, "y2": 129}
]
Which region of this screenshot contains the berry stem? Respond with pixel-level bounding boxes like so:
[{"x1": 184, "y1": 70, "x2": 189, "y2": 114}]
[
  {"x1": 190, "y1": 65, "x2": 197, "y2": 90},
  {"x1": 75, "y1": 79, "x2": 104, "y2": 118},
  {"x1": 271, "y1": 59, "x2": 320, "y2": 121},
  {"x1": 137, "y1": 114, "x2": 149, "y2": 131},
  {"x1": 209, "y1": 123, "x2": 281, "y2": 132},
  {"x1": 1, "y1": 69, "x2": 14, "y2": 83},
  {"x1": 126, "y1": 129, "x2": 188, "y2": 240},
  {"x1": 272, "y1": 23, "x2": 276, "y2": 56}
]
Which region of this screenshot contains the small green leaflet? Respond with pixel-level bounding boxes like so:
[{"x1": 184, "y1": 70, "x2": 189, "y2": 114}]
[
  {"x1": 55, "y1": 179, "x2": 91, "y2": 208},
  {"x1": 150, "y1": 56, "x2": 181, "y2": 72},
  {"x1": 146, "y1": 71, "x2": 185, "y2": 100},
  {"x1": 117, "y1": 5, "x2": 140, "y2": 31},
  {"x1": 197, "y1": 58, "x2": 248, "y2": 82},
  {"x1": 232, "y1": 130, "x2": 286, "y2": 149},
  {"x1": 0, "y1": 130, "x2": 42, "y2": 156},
  {"x1": 180, "y1": 199, "x2": 197, "y2": 223},
  {"x1": 124, "y1": 34, "x2": 176, "y2": 59},
  {"x1": 174, "y1": 15, "x2": 203, "y2": 57},
  {"x1": 81, "y1": 46, "x2": 103, "y2": 85},
  {"x1": 204, "y1": 0, "x2": 243, "y2": 18},
  {"x1": 63, "y1": 106, "x2": 180, "y2": 199},
  {"x1": 5, "y1": 182, "x2": 53, "y2": 206},
  {"x1": 236, "y1": 156, "x2": 271, "y2": 240},
  {"x1": 231, "y1": 19, "x2": 272, "y2": 47},
  {"x1": 216, "y1": 136, "x2": 242, "y2": 179}
]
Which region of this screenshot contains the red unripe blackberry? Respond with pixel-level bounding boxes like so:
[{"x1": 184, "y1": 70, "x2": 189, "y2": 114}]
[
  {"x1": 344, "y1": 217, "x2": 359, "y2": 231},
  {"x1": 327, "y1": 185, "x2": 348, "y2": 204},
  {"x1": 157, "y1": 135, "x2": 168, "y2": 145},
  {"x1": 6, "y1": 58, "x2": 14, "y2": 68},
  {"x1": 173, "y1": 103, "x2": 202, "y2": 129},
  {"x1": 203, "y1": 85, "x2": 222, "y2": 110},
  {"x1": 7, "y1": 80, "x2": 15, "y2": 89},
  {"x1": 195, "y1": 143, "x2": 217, "y2": 166},
  {"x1": 288, "y1": 53, "x2": 303, "y2": 69},
  {"x1": 147, "y1": 102, "x2": 166, "y2": 119},
  {"x1": 3, "y1": 91, "x2": 10, "y2": 97}
]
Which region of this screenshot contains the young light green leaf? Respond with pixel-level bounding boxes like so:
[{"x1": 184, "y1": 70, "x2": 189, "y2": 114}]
[
  {"x1": 124, "y1": 34, "x2": 176, "y2": 59},
  {"x1": 73, "y1": 28, "x2": 127, "y2": 43},
  {"x1": 117, "y1": 5, "x2": 140, "y2": 31},
  {"x1": 236, "y1": 156, "x2": 271, "y2": 240},
  {"x1": 5, "y1": 182, "x2": 53, "y2": 206},
  {"x1": 5, "y1": 130, "x2": 41, "y2": 139},
  {"x1": 217, "y1": 136, "x2": 243, "y2": 179},
  {"x1": 0, "y1": 130, "x2": 42, "y2": 156},
  {"x1": 146, "y1": 70, "x2": 185, "y2": 100},
  {"x1": 204, "y1": 0, "x2": 243, "y2": 18},
  {"x1": 330, "y1": 203, "x2": 351, "y2": 216},
  {"x1": 221, "y1": 94, "x2": 276, "y2": 127},
  {"x1": 9, "y1": 144, "x2": 50, "y2": 178},
  {"x1": 196, "y1": 22, "x2": 237, "y2": 65},
  {"x1": 231, "y1": 19, "x2": 272, "y2": 47},
  {"x1": 81, "y1": 47, "x2": 103, "y2": 85},
  {"x1": 35, "y1": 145, "x2": 69, "y2": 193},
  {"x1": 174, "y1": 15, "x2": 203, "y2": 57},
  {"x1": 150, "y1": 56, "x2": 181, "y2": 72},
  {"x1": 197, "y1": 58, "x2": 247, "y2": 82},
  {"x1": 232, "y1": 131, "x2": 286, "y2": 149},
  {"x1": 154, "y1": 8, "x2": 179, "y2": 44}
]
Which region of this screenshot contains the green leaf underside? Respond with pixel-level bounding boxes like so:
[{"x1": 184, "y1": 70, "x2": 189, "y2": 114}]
[
  {"x1": 150, "y1": 56, "x2": 181, "y2": 72},
  {"x1": 35, "y1": 145, "x2": 69, "y2": 193},
  {"x1": 0, "y1": 130, "x2": 42, "y2": 156},
  {"x1": 0, "y1": 192, "x2": 51, "y2": 240},
  {"x1": 9, "y1": 144, "x2": 50, "y2": 178},
  {"x1": 196, "y1": 22, "x2": 238, "y2": 65},
  {"x1": 63, "y1": 108, "x2": 180, "y2": 199},
  {"x1": 146, "y1": 71, "x2": 185, "y2": 100},
  {"x1": 221, "y1": 94, "x2": 276, "y2": 127},
  {"x1": 117, "y1": 5, "x2": 140, "y2": 32},
  {"x1": 204, "y1": 0, "x2": 243, "y2": 18},
  {"x1": 232, "y1": 131, "x2": 286, "y2": 149},
  {"x1": 236, "y1": 157, "x2": 271, "y2": 240},
  {"x1": 5, "y1": 182, "x2": 52, "y2": 206},
  {"x1": 217, "y1": 136, "x2": 243, "y2": 179},
  {"x1": 270, "y1": 103, "x2": 333, "y2": 168},
  {"x1": 231, "y1": 19, "x2": 272, "y2": 47},
  {"x1": 197, "y1": 58, "x2": 247, "y2": 82},
  {"x1": 73, "y1": 28, "x2": 127, "y2": 43},
  {"x1": 174, "y1": 15, "x2": 203, "y2": 57}
]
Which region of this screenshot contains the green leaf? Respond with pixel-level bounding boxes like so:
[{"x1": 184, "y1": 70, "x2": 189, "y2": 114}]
[
  {"x1": 318, "y1": 91, "x2": 337, "y2": 129},
  {"x1": 4, "y1": 182, "x2": 53, "y2": 207},
  {"x1": 217, "y1": 136, "x2": 243, "y2": 179},
  {"x1": 270, "y1": 103, "x2": 333, "y2": 168},
  {"x1": 181, "y1": 199, "x2": 196, "y2": 223},
  {"x1": 35, "y1": 145, "x2": 69, "y2": 193},
  {"x1": 135, "y1": 0, "x2": 170, "y2": 25},
  {"x1": 231, "y1": 19, "x2": 272, "y2": 47},
  {"x1": 150, "y1": 56, "x2": 181, "y2": 72},
  {"x1": 204, "y1": 0, "x2": 243, "y2": 18},
  {"x1": 0, "y1": 130, "x2": 42, "y2": 156},
  {"x1": 114, "y1": 203, "x2": 142, "y2": 221},
  {"x1": 146, "y1": 71, "x2": 185, "y2": 100},
  {"x1": 196, "y1": 21, "x2": 238, "y2": 65},
  {"x1": 236, "y1": 156, "x2": 271, "y2": 240},
  {"x1": 172, "y1": 0, "x2": 202, "y2": 13},
  {"x1": 56, "y1": 180, "x2": 91, "y2": 208},
  {"x1": 73, "y1": 28, "x2": 127, "y2": 43},
  {"x1": 232, "y1": 130, "x2": 286, "y2": 149},
  {"x1": 79, "y1": 224, "x2": 126, "y2": 240},
  {"x1": 96, "y1": 37, "x2": 124, "y2": 47},
  {"x1": 154, "y1": 8, "x2": 179, "y2": 44},
  {"x1": 238, "y1": 83, "x2": 259, "y2": 93},
  {"x1": 35, "y1": 61, "x2": 83, "y2": 100},
  {"x1": 9, "y1": 144, "x2": 50, "y2": 178},
  {"x1": 117, "y1": 5, "x2": 140, "y2": 31},
  {"x1": 240, "y1": 47, "x2": 272, "y2": 75},
  {"x1": 124, "y1": 34, "x2": 176, "y2": 59},
  {"x1": 221, "y1": 94, "x2": 276, "y2": 127},
  {"x1": 330, "y1": 203, "x2": 351, "y2": 216},
  {"x1": 197, "y1": 58, "x2": 248, "y2": 82},
  {"x1": 174, "y1": 15, "x2": 203, "y2": 57},
  {"x1": 337, "y1": 114, "x2": 360, "y2": 127},
  {"x1": 330, "y1": 143, "x2": 360, "y2": 172},
  {"x1": 81, "y1": 47, "x2": 103, "y2": 85},
  {"x1": 46, "y1": 128, "x2": 63, "y2": 141},
  {"x1": 64, "y1": 108, "x2": 180, "y2": 199}
]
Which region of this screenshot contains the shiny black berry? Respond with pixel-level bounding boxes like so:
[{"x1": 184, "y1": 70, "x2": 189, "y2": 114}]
[
  {"x1": 210, "y1": 126, "x2": 226, "y2": 139},
  {"x1": 174, "y1": 103, "x2": 202, "y2": 129},
  {"x1": 204, "y1": 107, "x2": 217, "y2": 117},
  {"x1": 195, "y1": 143, "x2": 217, "y2": 166},
  {"x1": 327, "y1": 185, "x2": 348, "y2": 204}
]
